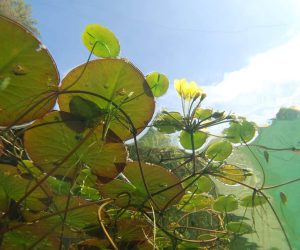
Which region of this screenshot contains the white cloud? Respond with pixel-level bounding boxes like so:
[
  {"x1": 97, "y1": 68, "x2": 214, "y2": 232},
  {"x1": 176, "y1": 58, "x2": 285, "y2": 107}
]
[{"x1": 205, "y1": 34, "x2": 300, "y2": 125}]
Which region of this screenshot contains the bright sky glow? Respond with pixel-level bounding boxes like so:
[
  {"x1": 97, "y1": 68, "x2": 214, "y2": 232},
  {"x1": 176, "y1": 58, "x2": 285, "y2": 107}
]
[{"x1": 27, "y1": 0, "x2": 300, "y2": 124}]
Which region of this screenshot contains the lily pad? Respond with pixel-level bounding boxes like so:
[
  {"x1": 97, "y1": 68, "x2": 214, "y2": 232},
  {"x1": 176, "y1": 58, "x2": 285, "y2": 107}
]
[
  {"x1": 206, "y1": 141, "x2": 232, "y2": 161},
  {"x1": 82, "y1": 23, "x2": 120, "y2": 58},
  {"x1": 0, "y1": 164, "x2": 51, "y2": 211},
  {"x1": 178, "y1": 193, "x2": 214, "y2": 212},
  {"x1": 98, "y1": 162, "x2": 184, "y2": 211},
  {"x1": 184, "y1": 175, "x2": 214, "y2": 194},
  {"x1": 213, "y1": 195, "x2": 238, "y2": 212},
  {"x1": 0, "y1": 16, "x2": 59, "y2": 126},
  {"x1": 179, "y1": 130, "x2": 207, "y2": 150},
  {"x1": 146, "y1": 72, "x2": 169, "y2": 97},
  {"x1": 115, "y1": 219, "x2": 152, "y2": 242},
  {"x1": 224, "y1": 120, "x2": 256, "y2": 143},
  {"x1": 227, "y1": 221, "x2": 253, "y2": 234},
  {"x1": 58, "y1": 58, "x2": 155, "y2": 140},
  {"x1": 195, "y1": 108, "x2": 213, "y2": 120},
  {"x1": 240, "y1": 193, "x2": 267, "y2": 207},
  {"x1": 215, "y1": 164, "x2": 246, "y2": 185},
  {"x1": 153, "y1": 111, "x2": 183, "y2": 134},
  {"x1": 24, "y1": 111, "x2": 127, "y2": 182}
]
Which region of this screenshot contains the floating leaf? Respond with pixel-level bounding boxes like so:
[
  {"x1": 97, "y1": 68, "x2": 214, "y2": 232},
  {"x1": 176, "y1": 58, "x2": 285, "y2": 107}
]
[
  {"x1": 0, "y1": 185, "x2": 9, "y2": 212},
  {"x1": 178, "y1": 193, "x2": 214, "y2": 212},
  {"x1": 213, "y1": 195, "x2": 238, "y2": 212},
  {"x1": 240, "y1": 194, "x2": 267, "y2": 207},
  {"x1": 223, "y1": 120, "x2": 256, "y2": 143},
  {"x1": 58, "y1": 59, "x2": 155, "y2": 140},
  {"x1": 82, "y1": 23, "x2": 120, "y2": 58},
  {"x1": 98, "y1": 162, "x2": 184, "y2": 211},
  {"x1": 0, "y1": 16, "x2": 59, "y2": 126},
  {"x1": 0, "y1": 164, "x2": 51, "y2": 211},
  {"x1": 52, "y1": 196, "x2": 100, "y2": 229},
  {"x1": 73, "y1": 239, "x2": 111, "y2": 250},
  {"x1": 227, "y1": 221, "x2": 253, "y2": 234},
  {"x1": 184, "y1": 176, "x2": 214, "y2": 194},
  {"x1": 179, "y1": 130, "x2": 207, "y2": 150},
  {"x1": 195, "y1": 108, "x2": 212, "y2": 120},
  {"x1": 2, "y1": 229, "x2": 56, "y2": 250},
  {"x1": 215, "y1": 164, "x2": 246, "y2": 185},
  {"x1": 69, "y1": 95, "x2": 106, "y2": 128},
  {"x1": 115, "y1": 219, "x2": 152, "y2": 242},
  {"x1": 153, "y1": 111, "x2": 183, "y2": 134},
  {"x1": 206, "y1": 141, "x2": 232, "y2": 161},
  {"x1": 24, "y1": 111, "x2": 127, "y2": 182},
  {"x1": 280, "y1": 192, "x2": 287, "y2": 204},
  {"x1": 146, "y1": 72, "x2": 169, "y2": 97}
]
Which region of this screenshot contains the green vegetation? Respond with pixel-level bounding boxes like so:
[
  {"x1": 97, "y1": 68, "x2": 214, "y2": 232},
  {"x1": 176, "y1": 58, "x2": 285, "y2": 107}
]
[{"x1": 0, "y1": 15, "x2": 297, "y2": 250}]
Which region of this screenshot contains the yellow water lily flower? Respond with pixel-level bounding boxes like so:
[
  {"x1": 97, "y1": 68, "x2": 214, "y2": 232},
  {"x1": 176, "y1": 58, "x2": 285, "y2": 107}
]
[{"x1": 174, "y1": 79, "x2": 204, "y2": 101}]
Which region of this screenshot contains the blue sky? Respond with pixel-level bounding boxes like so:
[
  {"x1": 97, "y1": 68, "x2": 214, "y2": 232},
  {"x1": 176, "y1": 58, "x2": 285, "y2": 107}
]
[{"x1": 27, "y1": 0, "x2": 300, "y2": 124}]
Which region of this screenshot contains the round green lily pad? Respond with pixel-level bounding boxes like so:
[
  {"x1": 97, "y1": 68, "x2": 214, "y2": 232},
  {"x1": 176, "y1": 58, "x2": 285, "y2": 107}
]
[
  {"x1": 206, "y1": 140, "x2": 232, "y2": 161},
  {"x1": 184, "y1": 175, "x2": 214, "y2": 194},
  {"x1": 240, "y1": 194, "x2": 267, "y2": 207},
  {"x1": 146, "y1": 72, "x2": 169, "y2": 97},
  {"x1": 0, "y1": 16, "x2": 59, "y2": 126},
  {"x1": 179, "y1": 130, "x2": 207, "y2": 150},
  {"x1": 58, "y1": 58, "x2": 155, "y2": 140},
  {"x1": 153, "y1": 111, "x2": 183, "y2": 134},
  {"x1": 215, "y1": 164, "x2": 246, "y2": 185},
  {"x1": 227, "y1": 221, "x2": 253, "y2": 234},
  {"x1": 82, "y1": 23, "x2": 120, "y2": 58},
  {"x1": 178, "y1": 193, "x2": 214, "y2": 212},
  {"x1": 224, "y1": 120, "x2": 256, "y2": 143},
  {"x1": 24, "y1": 111, "x2": 127, "y2": 182},
  {"x1": 98, "y1": 161, "x2": 184, "y2": 211},
  {"x1": 213, "y1": 195, "x2": 238, "y2": 213}
]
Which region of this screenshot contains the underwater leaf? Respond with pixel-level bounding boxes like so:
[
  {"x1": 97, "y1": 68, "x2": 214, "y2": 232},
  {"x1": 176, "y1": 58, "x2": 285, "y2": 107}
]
[
  {"x1": 0, "y1": 185, "x2": 9, "y2": 212},
  {"x1": 227, "y1": 221, "x2": 253, "y2": 234},
  {"x1": 0, "y1": 16, "x2": 59, "y2": 126},
  {"x1": 98, "y1": 162, "x2": 184, "y2": 211},
  {"x1": 240, "y1": 193, "x2": 267, "y2": 207},
  {"x1": 69, "y1": 95, "x2": 106, "y2": 128},
  {"x1": 206, "y1": 140, "x2": 232, "y2": 161},
  {"x1": 178, "y1": 193, "x2": 214, "y2": 212},
  {"x1": 0, "y1": 164, "x2": 51, "y2": 211},
  {"x1": 52, "y1": 196, "x2": 100, "y2": 229},
  {"x1": 153, "y1": 111, "x2": 183, "y2": 134},
  {"x1": 24, "y1": 111, "x2": 127, "y2": 182},
  {"x1": 115, "y1": 219, "x2": 153, "y2": 242},
  {"x1": 184, "y1": 175, "x2": 214, "y2": 194},
  {"x1": 146, "y1": 72, "x2": 169, "y2": 97},
  {"x1": 82, "y1": 23, "x2": 120, "y2": 58},
  {"x1": 215, "y1": 164, "x2": 247, "y2": 185},
  {"x1": 223, "y1": 120, "x2": 256, "y2": 143},
  {"x1": 47, "y1": 177, "x2": 71, "y2": 196},
  {"x1": 17, "y1": 160, "x2": 42, "y2": 177},
  {"x1": 58, "y1": 58, "x2": 155, "y2": 140},
  {"x1": 2, "y1": 229, "x2": 57, "y2": 250},
  {"x1": 213, "y1": 195, "x2": 238, "y2": 212},
  {"x1": 179, "y1": 130, "x2": 207, "y2": 150},
  {"x1": 72, "y1": 239, "x2": 111, "y2": 250}
]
